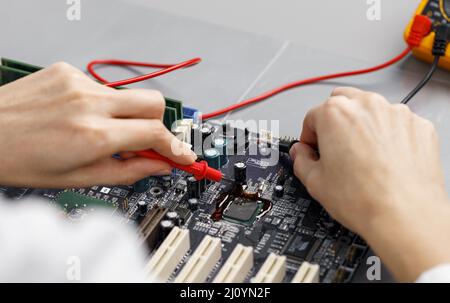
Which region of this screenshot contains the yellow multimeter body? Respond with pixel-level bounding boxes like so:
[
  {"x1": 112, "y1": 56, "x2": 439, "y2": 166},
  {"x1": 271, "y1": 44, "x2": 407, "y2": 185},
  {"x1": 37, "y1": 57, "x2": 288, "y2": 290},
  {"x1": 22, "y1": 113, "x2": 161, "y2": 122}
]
[{"x1": 404, "y1": 0, "x2": 450, "y2": 71}]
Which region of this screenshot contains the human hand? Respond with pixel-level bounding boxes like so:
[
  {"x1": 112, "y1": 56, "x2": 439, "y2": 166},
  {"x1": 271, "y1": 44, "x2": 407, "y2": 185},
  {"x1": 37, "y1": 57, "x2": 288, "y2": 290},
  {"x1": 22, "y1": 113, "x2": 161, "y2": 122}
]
[
  {"x1": 290, "y1": 87, "x2": 450, "y2": 281},
  {"x1": 0, "y1": 62, "x2": 196, "y2": 188}
]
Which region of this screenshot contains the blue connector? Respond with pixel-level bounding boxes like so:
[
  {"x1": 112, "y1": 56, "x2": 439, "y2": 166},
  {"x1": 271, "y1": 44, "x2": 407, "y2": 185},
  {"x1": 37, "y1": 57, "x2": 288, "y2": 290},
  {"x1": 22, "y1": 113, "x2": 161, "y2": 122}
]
[{"x1": 182, "y1": 106, "x2": 200, "y2": 120}]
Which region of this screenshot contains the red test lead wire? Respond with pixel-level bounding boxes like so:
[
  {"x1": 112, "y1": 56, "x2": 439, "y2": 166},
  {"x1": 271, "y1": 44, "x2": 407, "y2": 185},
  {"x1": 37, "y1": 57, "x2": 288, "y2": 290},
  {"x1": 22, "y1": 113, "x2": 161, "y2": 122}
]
[
  {"x1": 201, "y1": 15, "x2": 434, "y2": 119},
  {"x1": 87, "y1": 15, "x2": 434, "y2": 119},
  {"x1": 87, "y1": 57, "x2": 201, "y2": 87},
  {"x1": 86, "y1": 48, "x2": 412, "y2": 119},
  {"x1": 201, "y1": 47, "x2": 412, "y2": 119},
  {"x1": 134, "y1": 150, "x2": 223, "y2": 182}
]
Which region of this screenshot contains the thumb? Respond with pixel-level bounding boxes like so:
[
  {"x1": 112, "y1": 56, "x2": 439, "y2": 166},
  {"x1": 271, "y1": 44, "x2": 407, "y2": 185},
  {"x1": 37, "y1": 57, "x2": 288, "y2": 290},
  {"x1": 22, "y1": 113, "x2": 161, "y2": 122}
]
[
  {"x1": 62, "y1": 157, "x2": 172, "y2": 187},
  {"x1": 290, "y1": 142, "x2": 320, "y2": 189}
]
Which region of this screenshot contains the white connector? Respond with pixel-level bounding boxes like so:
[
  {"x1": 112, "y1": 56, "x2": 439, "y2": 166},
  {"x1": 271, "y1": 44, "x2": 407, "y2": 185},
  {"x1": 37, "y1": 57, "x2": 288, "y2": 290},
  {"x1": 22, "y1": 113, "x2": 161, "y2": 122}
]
[
  {"x1": 291, "y1": 262, "x2": 320, "y2": 283},
  {"x1": 172, "y1": 119, "x2": 193, "y2": 144},
  {"x1": 174, "y1": 235, "x2": 222, "y2": 283},
  {"x1": 251, "y1": 253, "x2": 286, "y2": 283},
  {"x1": 213, "y1": 244, "x2": 253, "y2": 283},
  {"x1": 144, "y1": 227, "x2": 190, "y2": 282}
]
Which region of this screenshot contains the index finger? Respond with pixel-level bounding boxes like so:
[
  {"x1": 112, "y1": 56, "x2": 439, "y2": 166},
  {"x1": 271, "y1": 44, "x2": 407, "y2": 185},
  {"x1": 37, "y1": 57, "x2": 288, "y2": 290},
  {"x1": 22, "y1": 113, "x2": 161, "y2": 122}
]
[
  {"x1": 300, "y1": 106, "x2": 320, "y2": 149},
  {"x1": 330, "y1": 87, "x2": 365, "y2": 99},
  {"x1": 103, "y1": 119, "x2": 197, "y2": 165}
]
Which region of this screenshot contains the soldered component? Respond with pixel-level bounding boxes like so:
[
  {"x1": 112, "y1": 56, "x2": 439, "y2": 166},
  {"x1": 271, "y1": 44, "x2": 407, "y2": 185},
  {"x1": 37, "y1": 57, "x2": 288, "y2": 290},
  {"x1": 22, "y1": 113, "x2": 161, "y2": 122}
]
[
  {"x1": 165, "y1": 211, "x2": 180, "y2": 226},
  {"x1": 223, "y1": 197, "x2": 262, "y2": 226},
  {"x1": 159, "y1": 220, "x2": 175, "y2": 238},
  {"x1": 187, "y1": 198, "x2": 199, "y2": 211},
  {"x1": 149, "y1": 186, "x2": 164, "y2": 197},
  {"x1": 171, "y1": 119, "x2": 193, "y2": 144},
  {"x1": 137, "y1": 200, "x2": 148, "y2": 215},
  {"x1": 204, "y1": 148, "x2": 221, "y2": 170},
  {"x1": 212, "y1": 137, "x2": 228, "y2": 166},
  {"x1": 233, "y1": 162, "x2": 247, "y2": 184},
  {"x1": 174, "y1": 206, "x2": 191, "y2": 224},
  {"x1": 138, "y1": 206, "x2": 169, "y2": 251},
  {"x1": 122, "y1": 198, "x2": 129, "y2": 212},
  {"x1": 200, "y1": 124, "x2": 213, "y2": 148},
  {"x1": 161, "y1": 175, "x2": 172, "y2": 188},
  {"x1": 282, "y1": 233, "x2": 318, "y2": 262},
  {"x1": 274, "y1": 185, "x2": 284, "y2": 198},
  {"x1": 187, "y1": 176, "x2": 200, "y2": 199}
]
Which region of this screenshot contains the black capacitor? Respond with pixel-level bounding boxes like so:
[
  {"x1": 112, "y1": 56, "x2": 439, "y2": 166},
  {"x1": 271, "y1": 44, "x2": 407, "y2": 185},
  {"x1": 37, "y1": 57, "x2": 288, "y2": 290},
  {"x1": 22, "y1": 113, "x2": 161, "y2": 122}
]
[
  {"x1": 162, "y1": 175, "x2": 172, "y2": 188},
  {"x1": 160, "y1": 220, "x2": 175, "y2": 239},
  {"x1": 187, "y1": 176, "x2": 201, "y2": 199},
  {"x1": 137, "y1": 200, "x2": 148, "y2": 215},
  {"x1": 221, "y1": 122, "x2": 232, "y2": 135},
  {"x1": 133, "y1": 177, "x2": 150, "y2": 193},
  {"x1": 203, "y1": 148, "x2": 221, "y2": 170},
  {"x1": 234, "y1": 162, "x2": 247, "y2": 184},
  {"x1": 166, "y1": 211, "x2": 180, "y2": 226},
  {"x1": 213, "y1": 137, "x2": 228, "y2": 166},
  {"x1": 188, "y1": 198, "x2": 199, "y2": 211},
  {"x1": 274, "y1": 185, "x2": 284, "y2": 198},
  {"x1": 200, "y1": 125, "x2": 213, "y2": 140},
  {"x1": 223, "y1": 127, "x2": 249, "y2": 155}
]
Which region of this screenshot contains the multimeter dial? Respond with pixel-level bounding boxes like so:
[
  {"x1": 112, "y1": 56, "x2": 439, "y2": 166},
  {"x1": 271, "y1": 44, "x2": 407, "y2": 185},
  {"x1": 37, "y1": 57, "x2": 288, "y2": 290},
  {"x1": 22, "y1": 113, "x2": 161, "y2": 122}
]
[
  {"x1": 422, "y1": 0, "x2": 449, "y2": 26},
  {"x1": 444, "y1": 0, "x2": 450, "y2": 18}
]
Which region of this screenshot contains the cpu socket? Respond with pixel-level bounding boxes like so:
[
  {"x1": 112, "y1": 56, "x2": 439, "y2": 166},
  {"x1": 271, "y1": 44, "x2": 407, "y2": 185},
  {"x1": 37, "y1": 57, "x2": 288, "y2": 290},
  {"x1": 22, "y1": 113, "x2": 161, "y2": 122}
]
[{"x1": 222, "y1": 197, "x2": 263, "y2": 226}]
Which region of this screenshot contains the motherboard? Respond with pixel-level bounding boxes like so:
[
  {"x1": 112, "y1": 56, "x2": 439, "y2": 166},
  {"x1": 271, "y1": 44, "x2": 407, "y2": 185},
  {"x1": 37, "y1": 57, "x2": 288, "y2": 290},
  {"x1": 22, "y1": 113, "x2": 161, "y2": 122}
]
[
  {"x1": 0, "y1": 123, "x2": 368, "y2": 283},
  {"x1": 0, "y1": 58, "x2": 368, "y2": 283}
]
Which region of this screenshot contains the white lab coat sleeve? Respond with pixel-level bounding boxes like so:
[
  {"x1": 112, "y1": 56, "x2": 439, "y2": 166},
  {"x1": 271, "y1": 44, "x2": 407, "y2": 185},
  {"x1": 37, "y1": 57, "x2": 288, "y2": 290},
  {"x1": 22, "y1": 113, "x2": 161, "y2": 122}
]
[
  {"x1": 0, "y1": 196, "x2": 149, "y2": 282},
  {"x1": 416, "y1": 264, "x2": 450, "y2": 283}
]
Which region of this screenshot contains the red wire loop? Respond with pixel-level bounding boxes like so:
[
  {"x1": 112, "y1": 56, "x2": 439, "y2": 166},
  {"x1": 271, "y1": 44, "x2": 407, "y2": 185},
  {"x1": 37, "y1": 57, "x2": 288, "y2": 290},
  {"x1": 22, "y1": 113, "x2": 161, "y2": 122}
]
[
  {"x1": 86, "y1": 47, "x2": 411, "y2": 119},
  {"x1": 86, "y1": 58, "x2": 201, "y2": 87}
]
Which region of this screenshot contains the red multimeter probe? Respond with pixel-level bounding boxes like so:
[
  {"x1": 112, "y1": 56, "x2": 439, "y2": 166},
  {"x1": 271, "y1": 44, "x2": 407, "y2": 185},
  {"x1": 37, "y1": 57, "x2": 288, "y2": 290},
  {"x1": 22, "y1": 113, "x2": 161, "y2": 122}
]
[{"x1": 134, "y1": 150, "x2": 223, "y2": 182}]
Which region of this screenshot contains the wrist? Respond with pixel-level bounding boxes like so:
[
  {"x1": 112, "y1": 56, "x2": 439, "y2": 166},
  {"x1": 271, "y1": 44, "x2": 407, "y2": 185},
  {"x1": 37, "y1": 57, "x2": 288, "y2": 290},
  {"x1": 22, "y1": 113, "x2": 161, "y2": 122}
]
[{"x1": 361, "y1": 192, "x2": 450, "y2": 281}]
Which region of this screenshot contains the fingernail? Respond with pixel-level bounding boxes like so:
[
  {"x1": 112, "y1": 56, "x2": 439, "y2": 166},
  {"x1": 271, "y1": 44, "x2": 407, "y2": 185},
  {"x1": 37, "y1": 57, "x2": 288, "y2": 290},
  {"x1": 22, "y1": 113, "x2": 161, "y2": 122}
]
[{"x1": 289, "y1": 142, "x2": 299, "y2": 160}]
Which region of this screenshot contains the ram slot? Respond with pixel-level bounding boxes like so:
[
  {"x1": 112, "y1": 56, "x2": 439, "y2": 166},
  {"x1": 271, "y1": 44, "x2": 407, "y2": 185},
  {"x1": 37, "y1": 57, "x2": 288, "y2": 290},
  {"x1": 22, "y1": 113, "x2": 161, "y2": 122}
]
[
  {"x1": 145, "y1": 227, "x2": 190, "y2": 282},
  {"x1": 174, "y1": 235, "x2": 221, "y2": 283},
  {"x1": 291, "y1": 261, "x2": 320, "y2": 283},
  {"x1": 251, "y1": 253, "x2": 286, "y2": 283},
  {"x1": 213, "y1": 244, "x2": 253, "y2": 283},
  {"x1": 138, "y1": 206, "x2": 168, "y2": 250}
]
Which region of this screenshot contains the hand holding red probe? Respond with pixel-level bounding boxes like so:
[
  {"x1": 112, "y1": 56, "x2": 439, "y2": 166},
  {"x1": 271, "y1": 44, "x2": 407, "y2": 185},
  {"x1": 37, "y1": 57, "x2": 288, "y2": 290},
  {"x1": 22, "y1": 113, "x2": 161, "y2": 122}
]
[{"x1": 134, "y1": 150, "x2": 223, "y2": 182}]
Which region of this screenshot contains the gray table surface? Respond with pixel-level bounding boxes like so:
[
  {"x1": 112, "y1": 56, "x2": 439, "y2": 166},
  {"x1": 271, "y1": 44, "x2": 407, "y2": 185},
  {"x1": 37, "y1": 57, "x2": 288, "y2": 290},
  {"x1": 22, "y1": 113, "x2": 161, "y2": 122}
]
[{"x1": 1, "y1": 0, "x2": 449, "y2": 283}]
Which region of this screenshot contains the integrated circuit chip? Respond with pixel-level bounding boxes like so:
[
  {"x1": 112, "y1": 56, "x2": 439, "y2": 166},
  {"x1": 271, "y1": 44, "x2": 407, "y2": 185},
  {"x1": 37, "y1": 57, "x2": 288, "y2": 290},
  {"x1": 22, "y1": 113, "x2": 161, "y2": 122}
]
[
  {"x1": 283, "y1": 234, "x2": 317, "y2": 261},
  {"x1": 222, "y1": 197, "x2": 262, "y2": 226}
]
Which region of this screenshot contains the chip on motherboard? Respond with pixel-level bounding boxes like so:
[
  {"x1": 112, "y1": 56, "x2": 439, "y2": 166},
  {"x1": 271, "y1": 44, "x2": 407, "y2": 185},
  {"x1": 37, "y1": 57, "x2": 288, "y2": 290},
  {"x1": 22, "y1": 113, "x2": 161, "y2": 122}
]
[{"x1": 222, "y1": 197, "x2": 262, "y2": 226}]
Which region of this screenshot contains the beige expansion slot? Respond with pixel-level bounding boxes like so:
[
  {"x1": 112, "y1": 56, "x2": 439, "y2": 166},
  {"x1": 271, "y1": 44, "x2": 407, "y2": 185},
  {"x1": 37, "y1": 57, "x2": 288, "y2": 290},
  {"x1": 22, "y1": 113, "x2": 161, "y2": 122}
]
[
  {"x1": 213, "y1": 244, "x2": 253, "y2": 283},
  {"x1": 251, "y1": 253, "x2": 286, "y2": 283},
  {"x1": 291, "y1": 261, "x2": 320, "y2": 283},
  {"x1": 144, "y1": 227, "x2": 190, "y2": 282},
  {"x1": 174, "y1": 235, "x2": 222, "y2": 283}
]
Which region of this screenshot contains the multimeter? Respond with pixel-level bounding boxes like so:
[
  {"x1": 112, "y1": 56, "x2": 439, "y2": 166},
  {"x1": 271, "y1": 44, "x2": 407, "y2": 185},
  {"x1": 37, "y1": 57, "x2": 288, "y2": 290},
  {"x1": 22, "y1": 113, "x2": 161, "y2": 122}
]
[{"x1": 404, "y1": 0, "x2": 450, "y2": 71}]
